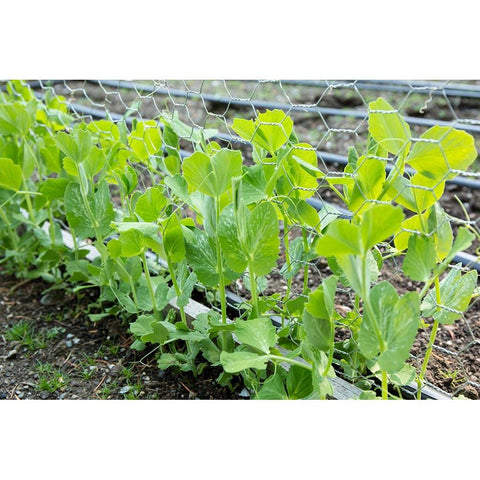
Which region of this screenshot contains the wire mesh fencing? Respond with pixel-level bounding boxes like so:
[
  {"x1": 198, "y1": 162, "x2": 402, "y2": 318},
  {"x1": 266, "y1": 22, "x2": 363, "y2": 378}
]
[{"x1": 3, "y1": 79, "x2": 480, "y2": 399}]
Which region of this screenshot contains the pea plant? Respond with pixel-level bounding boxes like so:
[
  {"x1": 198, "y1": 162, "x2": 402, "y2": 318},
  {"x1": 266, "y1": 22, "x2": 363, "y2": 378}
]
[{"x1": 0, "y1": 79, "x2": 478, "y2": 399}]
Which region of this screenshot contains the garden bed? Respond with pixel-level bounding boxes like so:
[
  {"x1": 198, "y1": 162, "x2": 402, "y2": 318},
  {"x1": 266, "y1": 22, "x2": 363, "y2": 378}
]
[
  {"x1": 1, "y1": 79, "x2": 480, "y2": 400},
  {"x1": 0, "y1": 271, "x2": 243, "y2": 400}
]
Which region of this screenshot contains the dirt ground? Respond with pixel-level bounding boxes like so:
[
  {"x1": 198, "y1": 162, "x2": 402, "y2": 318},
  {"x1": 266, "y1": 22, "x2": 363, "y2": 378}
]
[{"x1": 0, "y1": 273, "x2": 243, "y2": 400}]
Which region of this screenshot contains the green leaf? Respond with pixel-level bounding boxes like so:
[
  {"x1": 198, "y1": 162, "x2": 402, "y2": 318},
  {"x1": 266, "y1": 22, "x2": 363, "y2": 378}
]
[
  {"x1": 64, "y1": 180, "x2": 114, "y2": 239},
  {"x1": 359, "y1": 203, "x2": 404, "y2": 252},
  {"x1": 403, "y1": 234, "x2": 436, "y2": 282},
  {"x1": 348, "y1": 157, "x2": 386, "y2": 212},
  {"x1": 176, "y1": 270, "x2": 197, "y2": 308},
  {"x1": 303, "y1": 275, "x2": 337, "y2": 351},
  {"x1": 210, "y1": 149, "x2": 243, "y2": 197},
  {"x1": 443, "y1": 227, "x2": 475, "y2": 266},
  {"x1": 231, "y1": 109, "x2": 294, "y2": 155},
  {"x1": 256, "y1": 373, "x2": 288, "y2": 400},
  {"x1": 38, "y1": 178, "x2": 69, "y2": 201},
  {"x1": 0, "y1": 102, "x2": 33, "y2": 136},
  {"x1": 241, "y1": 164, "x2": 267, "y2": 205},
  {"x1": 421, "y1": 267, "x2": 477, "y2": 325},
  {"x1": 406, "y1": 126, "x2": 477, "y2": 180},
  {"x1": 55, "y1": 128, "x2": 93, "y2": 164},
  {"x1": 220, "y1": 351, "x2": 269, "y2": 372},
  {"x1": 395, "y1": 204, "x2": 453, "y2": 261},
  {"x1": 368, "y1": 97, "x2": 411, "y2": 156},
  {"x1": 130, "y1": 314, "x2": 169, "y2": 344},
  {"x1": 186, "y1": 229, "x2": 219, "y2": 287},
  {"x1": 235, "y1": 317, "x2": 278, "y2": 354},
  {"x1": 385, "y1": 172, "x2": 445, "y2": 214},
  {"x1": 128, "y1": 120, "x2": 162, "y2": 161},
  {"x1": 160, "y1": 110, "x2": 217, "y2": 144},
  {"x1": 219, "y1": 202, "x2": 280, "y2": 277},
  {"x1": 359, "y1": 282, "x2": 420, "y2": 373},
  {"x1": 134, "y1": 186, "x2": 167, "y2": 222},
  {"x1": 286, "y1": 365, "x2": 314, "y2": 399},
  {"x1": 285, "y1": 198, "x2": 320, "y2": 228},
  {"x1": 162, "y1": 214, "x2": 186, "y2": 263},
  {"x1": 305, "y1": 275, "x2": 337, "y2": 319},
  {"x1": 0, "y1": 157, "x2": 23, "y2": 191},
  {"x1": 315, "y1": 219, "x2": 361, "y2": 256},
  {"x1": 182, "y1": 148, "x2": 242, "y2": 198},
  {"x1": 182, "y1": 151, "x2": 213, "y2": 195},
  {"x1": 114, "y1": 221, "x2": 159, "y2": 237}
]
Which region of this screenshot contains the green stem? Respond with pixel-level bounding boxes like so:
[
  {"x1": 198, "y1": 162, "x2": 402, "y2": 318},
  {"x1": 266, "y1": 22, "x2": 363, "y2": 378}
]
[
  {"x1": 47, "y1": 205, "x2": 56, "y2": 244},
  {"x1": 381, "y1": 371, "x2": 389, "y2": 400},
  {"x1": 302, "y1": 228, "x2": 309, "y2": 295},
  {"x1": 166, "y1": 255, "x2": 187, "y2": 326},
  {"x1": 22, "y1": 178, "x2": 37, "y2": 226},
  {"x1": 323, "y1": 321, "x2": 335, "y2": 377},
  {"x1": 361, "y1": 255, "x2": 386, "y2": 353},
  {"x1": 214, "y1": 196, "x2": 228, "y2": 350},
  {"x1": 361, "y1": 254, "x2": 389, "y2": 399},
  {"x1": 141, "y1": 252, "x2": 158, "y2": 318},
  {"x1": 0, "y1": 207, "x2": 20, "y2": 253},
  {"x1": 268, "y1": 355, "x2": 312, "y2": 371},
  {"x1": 416, "y1": 276, "x2": 442, "y2": 399},
  {"x1": 282, "y1": 213, "x2": 293, "y2": 301},
  {"x1": 247, "y1": 256, "x2": 259, "y2": 318}
]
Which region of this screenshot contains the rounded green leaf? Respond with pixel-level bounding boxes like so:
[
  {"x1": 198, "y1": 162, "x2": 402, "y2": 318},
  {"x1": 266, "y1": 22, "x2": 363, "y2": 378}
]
[
  {"x1": 368, "y1": 98, "x2": 411, "y2": 156},
  {"x1": 235, "y1": 317, "x2": 278, "y2": 354},
  {"x1": 134, "y1": 186, "x2": 167, "y2": 222},
  {"x1": 406, "y1": 126, "x2": 477, "y2": 180},
  {"x1": 0, "y1": 157, "x2": 23, "y2": 192}
]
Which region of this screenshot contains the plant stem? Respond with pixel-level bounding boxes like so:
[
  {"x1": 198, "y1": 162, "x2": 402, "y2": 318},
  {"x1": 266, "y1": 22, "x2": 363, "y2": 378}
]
[
  {"x1": 282, "y1": 213, "x2": 293, "y2": 300},
  {"x1": 381, "y1": 371, "x2": 389, "y2": 400},
  {"x1": 22, "y1": 179, "x2": 37, "y2": 226},
  {"x1": 214, "y1": 196, "x2": 228, "y2": 350},
  {"x1": 361, "y1": 253, "x2": 389, "y2": 399},
  {"x1": 166, "y1": 256, "x2": 187, "y2": 326},
  {"x1": 141, "y1": 252, "x2": 158, "y2": 318},
  {"x1": 268, "y1": 355, "x2": 312, "y2": 371},
  {"x1": 247, "y1": 256, "x2": 259, "y2": 318},
  {"x1": 302, "y1": 228, "x2": 309, "y2": 295},
  {"x1": 416, "y1": 276, "x2": 442, "y2": 399},
  {"x1": 323, "y1": 320, "x2": 335, "y2": 377}
]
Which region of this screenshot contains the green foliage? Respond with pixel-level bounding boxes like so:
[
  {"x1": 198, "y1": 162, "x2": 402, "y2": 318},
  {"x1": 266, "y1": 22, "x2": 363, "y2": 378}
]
[{"x1": 1, "y1": 83, "x2": 478, "y2": 400}]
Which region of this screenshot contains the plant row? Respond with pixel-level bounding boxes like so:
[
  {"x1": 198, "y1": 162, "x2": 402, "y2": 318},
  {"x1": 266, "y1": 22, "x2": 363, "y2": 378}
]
[{"x1": 0, "y1": 80, "x2": 478, "y2": 399}]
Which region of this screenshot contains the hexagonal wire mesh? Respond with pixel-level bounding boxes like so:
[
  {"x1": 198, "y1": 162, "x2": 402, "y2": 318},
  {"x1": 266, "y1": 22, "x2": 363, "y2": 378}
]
[{"x1": 20, "y1": 80, "x2": 480, "y2": 398}]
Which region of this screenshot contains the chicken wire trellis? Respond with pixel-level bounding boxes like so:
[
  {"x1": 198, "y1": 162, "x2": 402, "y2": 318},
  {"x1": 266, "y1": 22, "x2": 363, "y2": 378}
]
[{"x1": 5, "y1": 79, "x2": 480, "y2": 399}]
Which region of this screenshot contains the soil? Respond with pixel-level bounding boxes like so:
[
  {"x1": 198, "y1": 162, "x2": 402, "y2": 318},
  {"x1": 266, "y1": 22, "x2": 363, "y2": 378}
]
[{"x1": 0, "y1": 273, "x2": 243, "y2": 400}]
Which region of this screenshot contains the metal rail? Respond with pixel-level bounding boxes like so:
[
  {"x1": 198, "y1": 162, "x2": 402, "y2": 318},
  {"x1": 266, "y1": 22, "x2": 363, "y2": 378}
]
[{"x1": 279, "y1": 79, "x2": 480, "y2": 100}]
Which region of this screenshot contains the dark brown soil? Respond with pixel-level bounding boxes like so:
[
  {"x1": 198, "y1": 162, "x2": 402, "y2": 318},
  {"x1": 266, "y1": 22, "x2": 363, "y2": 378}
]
[{"x1": 0, "y1": 273, "x2": 243, "y2": 400}]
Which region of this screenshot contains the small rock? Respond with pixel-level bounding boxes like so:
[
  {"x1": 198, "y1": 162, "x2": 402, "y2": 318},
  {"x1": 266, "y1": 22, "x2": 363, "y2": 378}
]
[
  {"x1": 238, "y1": 388, "x2": 251, "y2": 398},
  {"x1": 119, "y1": 386, "x2": 132, "y2": 394},
  {"x1": 16, "y1": 391, "x2": 24, "y2": 399},
  {"x1": 89, "y1": 366, "x2": 96, "y2": 371},
  {"x1": 66, "y1": 333, "x2": 74, "y2": 340},
  {"x1": 6, "y1": 349, "x2": 17, "y2": 359},
  {"x1": 73, "y1": 338, "x2": 81, "y2": 345},
  {"x1": 65, "y1": 340, "x2": 73, "y2": 348}
]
